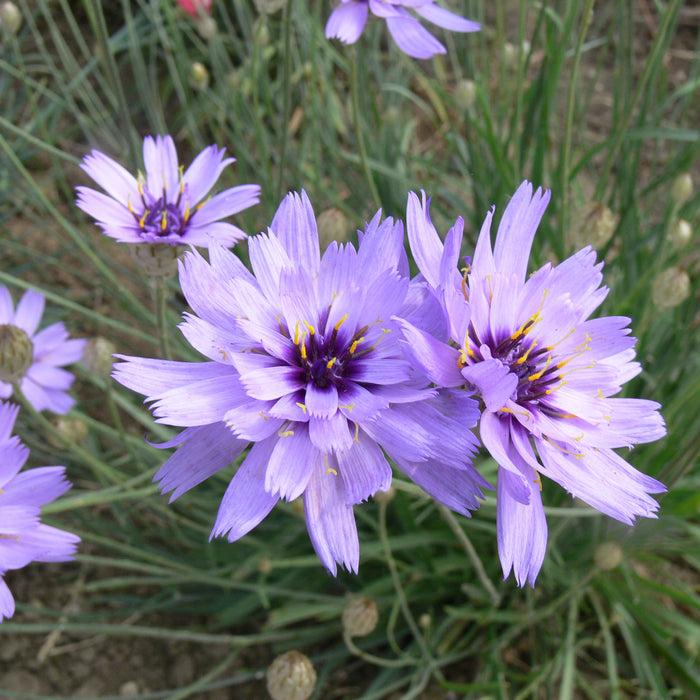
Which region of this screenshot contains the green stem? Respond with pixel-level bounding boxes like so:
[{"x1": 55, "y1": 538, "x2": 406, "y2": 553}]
[
  {"x1": 350, "y1": 49, "x2": 381, "y2": 210},
  {"x1": 154, "y1": 280, "x2": 172, "y2": 360},
  {"x1": 277, "y1": 0, "x2": 293, "y2": 200}
]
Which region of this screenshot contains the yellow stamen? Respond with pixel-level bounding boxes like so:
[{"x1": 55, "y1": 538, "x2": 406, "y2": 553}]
[
  {"x1": 279, "y1": 430, "x2": 294, "y2": 437},
  {"x1": 527, "y1": 354, "x2": 552, "y2": 381},
  {"x1": 354, "y1": 422, "x2": 360, "y2": 443},
  {"x1": 303, "y1": 320, "x2": 315, "y2": 336},
  {"x1": 533, "y1": 472, "x2": 542, "y2": 491},
  {"x1": 338, "y1": 403, "x2": 355, "y2": 412},
  {"x1": 259, "y1": 412, "x2": 269, "y2": 421},
  {"x1": 161, "y1": 211, "x2": 168, "y2": 231},
  {"x1": 296, "y1": 402, "x2": 307, "y2": 414},
  {"x1": 334, "y1": 314, "x2": 348, "y2": 331},
  {"x1": 516, "y1": 340, "x2": 537, "y2": 365},
  {"x1": 349, "y1": 337, "x2": 364, "y2": 355},
  {"x1": 139, "y1": 210, "x2": 149, "y2": 228},
  {"x1": 326, "y1": 357, "x2": 337, "y2": 370}
]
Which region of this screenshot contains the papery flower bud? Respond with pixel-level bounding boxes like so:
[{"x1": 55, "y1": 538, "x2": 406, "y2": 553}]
[
  {"x1": 266, "y1": 651, "x2": 317, "y2": 700},
  {"x1": 189, "y1": 61, "x2": 209, "y2": 90},
  {"x1": 82, "y1": 336, "x2": 117, "y2": 378},
  {"x1": 0, "y1": 324, "x2": 33, "y2": 383},
  {"x1": 652, "y1": 266, "x2": 691, "y2": 310},
  {"x1": 594, "y1": 542, "x2": 623, "y2": 571},
  {"x1": 570, "y1": 202, "x2": 619, "y2": 250},
  {"x1": 455, "y1": 79, "x2": 477, "y2": 112},
  {"x1": 317, "y1": 208, "x2": 349, "y2": 250},
  {"x1": 418, "y1": 613, "x2": 431, "y2": 630},
  {"x1": 373, "y1": 486, "x2": 396, "y2": 505},
  {"x1": 671, "y1": 173, "x2": 693, "y2": 206},
  {"x1": 0, "y1": 2, "x2": 21, "y2": 36},
  {"x1": 196, "y1": 16, "x2": 218, "y2": 40},
  {"x1": 669, "y1": 219, "x2": 692, "y2": 249},
  {"x1": 128, "y1": 243, "x2": 183, "y2": 280},
  {"x1": 49, "y1": 416, "x2": 89, "y2": 449},
  {"x1": 342, "y1": 596, "x2": 379, "y2": 637}
]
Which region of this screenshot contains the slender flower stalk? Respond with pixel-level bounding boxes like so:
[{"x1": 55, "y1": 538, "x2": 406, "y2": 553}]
[
  {"x1": 326, "y1": 0, "x2": 479, "y2": 59},
  {"x1": 0, "y1": 286, "x2": 85, "y2": 414},
  {"x1": 0, "y1": 402, "x2": 79, "y2": 621},
  {"x1": 76, "y1": 135, "x2": 260, "y2": 248},
  {"x1": 400, "y1": 181, "x2": 666, "y2": 586},
  {"x1": 113, "y1": 191, "x2": 486, "y2": 574}
]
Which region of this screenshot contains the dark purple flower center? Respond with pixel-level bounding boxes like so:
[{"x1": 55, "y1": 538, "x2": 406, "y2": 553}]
[
  {"x1": 294, "y1": 318, "x2": 374, "y2": 389},
  {"x1": 140, "y1": 199, "x2": 187, "y2": 237}
]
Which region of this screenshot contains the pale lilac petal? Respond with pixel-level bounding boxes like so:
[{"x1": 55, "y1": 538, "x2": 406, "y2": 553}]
[
  {"x1": 497, "y1": 467, "x2": 547, "y2": 587},
  {"x1": 461, "y1": 359, "x2": 517, "y2": 412},
  {"x1": 386, "y1": 15, "x2": 446, "y2": 59},
  {"x1": 0, "y1": 436, "x2": 28, "y2": 488},
  {"x1": 336, "y1": 381, "x2": 389, "y2": 423},
  {"x1": 308, "y1": 411, "x2": 354, "y2": 453},
  {"x1": 79, "y1": 150, "x2": 139, "y2": 202},
  {"x1": 265, "y1": 426, "x2": 320, "y2": 501},
  {"x1": 0, "y1": 402, "x2": 19, "y2": 443},
  {"x1": 224, "y1": 400, "x2": 283, "y2": 441},
  {"x1": 0, "y1": 288, "x2": 13, "y2": 323},
  {"x1": 305, "y1": 382, "x2": 339, "y2": 419},
  {"x1": 239, "y1": 365, "x2": 306, "y2": 401},
  {"x1": 184, "y1": 223, "x2": 248, "y2": 247},
  {"x1": 349, "y1": 358, "x2": 411, "y2": 385},
  {"x1": 396, "y1": 319, "x2": 463, "y2": 387},
  {"x1": 247, "y1": 232, "x2": 293, "y2": 305},
  {"x1": 155, "y1": 423, "x2": 247, "y2": 500},
  {"x1": 191, "y1": 184, "x2": 261, "y2": 226},
  {"x1": 19, "y1": 378, "x2": 75, "y2": 415},
  {"x1": 143, "y1": 135, "x2": 180, "y2": 197},
  {"x1": 181, "y1": 145, "x2": 235, "y2": 204},
  {"x1": 406, "y1": 191, "x2": 444, "y2": 287},
  {"x1": 357, "y1": 215, "x2": 405, "y2": 284},
  {"x1": 26, "y1": 364, "x2": 75, "y2": 391},
  {"x1": 0, "y1": 578, "x2": 15, "y2": 621},
  {"x1": 304, "y1": 468, "x2": 359, "y2": 575},
  {"x1": 415, "y1": 3, "x2": 480, "y2": 32},
  {"x1": 270, "y1": 190, "x2": 321, "y2": 279},
  {"x1": 336, "y1": 436, "x2": 391, "y2": 505},
  {"x1": 3, "y1": 467, "x2": 71, "y2": 507},
  {"x1": 13, "y1": 290, "x2": 45, "y2": 335},
  {"x1": 212, "y1": 438, "x2": 279, "y2": 541},
  {"x1": 325, "y1": 1, "x2": 368, "y2": 43},
  {"x1": 20, "y1": 523, "x2": 80, "y2": 563}
]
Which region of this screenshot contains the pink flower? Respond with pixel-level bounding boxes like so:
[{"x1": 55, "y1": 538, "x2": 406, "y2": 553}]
[{"x1": 175, "y1": 0, "x2": 212, "y2": 17}]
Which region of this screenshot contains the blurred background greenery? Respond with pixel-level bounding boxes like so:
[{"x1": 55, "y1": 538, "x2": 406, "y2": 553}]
[{"x1": 0, "y1": 0, "x2": 698, "y2": 697}]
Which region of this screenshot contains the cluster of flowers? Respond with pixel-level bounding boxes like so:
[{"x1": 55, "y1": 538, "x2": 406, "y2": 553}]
[
  {"x1": 75, "y1": 134, "x2": 666, "y2": 588},
  {"x1": 0, "y1": 287, "x2": 84, "y2": 620},
  {"x1": 176, "y1": 0, "x2": 480, "y2": 60}
]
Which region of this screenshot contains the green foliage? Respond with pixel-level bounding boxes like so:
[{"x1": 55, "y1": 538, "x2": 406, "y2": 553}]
[{"x1": 0, "y1": 0, "x2": 698, "y2": 697}]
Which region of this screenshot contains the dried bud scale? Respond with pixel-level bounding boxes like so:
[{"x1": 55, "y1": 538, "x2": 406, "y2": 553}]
[
  {"x1": 342, "y1": 596, "x2": 379, "y2": 637},
  {"x1": 266, "y1": 651, "x2": 317, "y2": 700}
]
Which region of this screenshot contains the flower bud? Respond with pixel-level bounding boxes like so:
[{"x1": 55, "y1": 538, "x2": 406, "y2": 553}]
[
  {"x1": 49, "y1": 416, "x2": 89, "y2": 449},
  {"x1": 454, "y1": 79, "x2": 477, "y2": 112},
  {"x1": 128, "y1": 243, "x2": 183, "y2": 280},
  {"x1": 196, "y1": 16, "x2": 218, "y2": 40},
  {"x1": 266, "y1": 651, "x2": 317, "y2": 700},
  {"x1": 373, "y1": 485, "x2": 395, "y2": 505},
  {"x1": 594, "y1": 542, "x2": 623, "y2": 571},
  {"x1": 669, "y1": 219, "x2": 692, "y2": 249},
  {"x1": 82, "y1": 337, "x2": 116, "y2": 378},
  {"x1": 0, "y1": 2, "x2": 21, "y2": 36},
  {"x1": 671, "y1": 173, "x2": 693, "y2": 207},
  {"x1": 570, "y1": 202, "x2": 619, "y2": 250},
  {"x1": 342, "y1": 596, "x2": 379, "y2": 637},
  {"x1": 189, "y1": 61, "x2": 209, "y2": 90},
  {"x1": 317, "y1": 208, "x2": 349, "y2": 250},
  {"x1": 652, "y1": 266, "x2": 691, "y2": 311},
  {"x1": 0, "y1": 324, "x2": 33, "y2": 383}
]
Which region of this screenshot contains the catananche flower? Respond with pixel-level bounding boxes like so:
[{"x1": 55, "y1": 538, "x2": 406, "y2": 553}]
[
  {"x1": 0, "y1": 286, "x2": 85, "y2": 414},
  {"x1": 113, "y1": 191, "x2": 487, "y2": 574},
  {"x1": 76, "y1": 135, "x2": 260, "y2": 247},
  {"x1": 0, "y1": 402, "x2": 79, "y2": 621},
  {"x1": 326, "y1": 0, "x2": 479, "y2": 60},
  {"x1": 399, "y1": 181, "x2": 666, "y2": 586}
]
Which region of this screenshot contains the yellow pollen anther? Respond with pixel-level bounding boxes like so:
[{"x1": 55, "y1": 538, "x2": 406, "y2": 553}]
[
  {"x1": 354, "y1": 422, "x2": 360, "y2": 443},
  {"x1": 339, "y1": 403, "x2": 355, "y2": 412},
  {"x1": 544, "y1": 380, "x2": 566, "y2": 395},
  {"x1": 303, "y1": 320, "x2": 315, "y2": 336},
  {"x1": 127, "y1": 196, "x2": 135, "y2": 215},
  {"x1": 546, "y1": 326, "x2": 577, "y2": 351},
  {"x1": 326, "y1": 357, "x2": 337, "y2": 370},
  {"x1": 184, "y1": 204, "x2": 191, "y2": 222},
  {"x1": 279, "y1": 430, "x2": 294, "y2": 437},
  {"x1": 334, "y1": 314, "x2": 348, "y2": 331},
  {"x1": 349, "y1": 337, "x2": 364, "y2": 354},
  {"x1": 294, "y1": 322, "x2": 301, "y2": 345},
  {"x1": 534, "y1": 472, "x2": 543, "y2": 491},
  {"x1": 219, "y1": 349, "x2": 228, "y2": 361},
  {"x1": 327, "y1": 466, "x2": 338, "y2": 476},
  {"x1": 296, "y1": 402, "x2": 307, "y2": 414},
  {"x1": 161, "y1": 211, "x2": 168, "y2": 231},
  {"x1": 259, "y1": 412, "x2": 269, "y2": 421},
  {"x1": 596, "y1": 389, "x2": 604, "y2": 398},
  {"x1": 527, "y1": 354, "x2": 552, "y2": 382},
  {"x1": 139, "y1": 210, "x2": 148, "y2": 228},
  {"x1": 498, "y1": 406, "x2": 531, "y2": 421},
  {"x1": 516, "y1": 340, "x2": 537, "y2": 365},
  {"x1": 300, "y1": 334, "x2": 308, "y2": 360}
]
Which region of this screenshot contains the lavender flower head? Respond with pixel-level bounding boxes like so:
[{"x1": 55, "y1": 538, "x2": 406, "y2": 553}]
[
  {"x1": 326, "y1": 0, "x2": 479, "y2": 59},
  {"x1": 0, "y1": 402, "x2": 79, "y2": 621},
  {"x1": 113, "y1": 191, "x2": 487, "y2": 574},
  {"x1": 0, "y1": 287, "x2": 85, "y2": 414},
  {"x1": 400, "y1": 181, "x2": 666, "y2": 586},
  {"x1": 76, "y1": 135, "x2": 260, "y2": 247}
]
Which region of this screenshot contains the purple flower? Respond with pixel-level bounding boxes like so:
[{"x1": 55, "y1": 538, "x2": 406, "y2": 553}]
[
  {"x1": 76, "y1": 135, "x2": 261, "y2": 247},
  {"x1": 0, "y1": 287, "x2": 85, "y2": 414},
  {"x1": 113, "y1": 191, "x2": 486, "y2": 574},
  {"x1": 326, "y1": 0, "x2": 480, "y2": 59},
  {"x1": 400, "y1": 182, "x2": 667, "y2": 586},
  {"x1": 0, "y1": 402, "x2": 79, "y2": 621}
]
